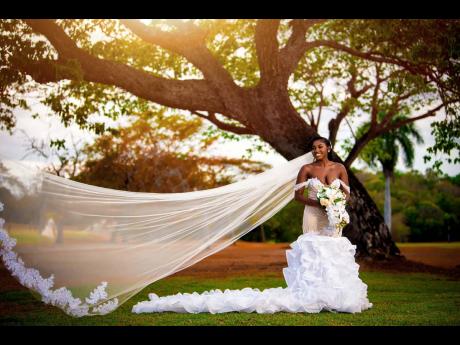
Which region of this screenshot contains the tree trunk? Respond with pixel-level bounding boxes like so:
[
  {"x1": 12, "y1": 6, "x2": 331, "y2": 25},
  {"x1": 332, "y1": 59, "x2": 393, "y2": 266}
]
[
  {"x1": 247, "y1": 100, "x2": 401, "y2": 260},
  {"x1": 55, "y1": 221, "x2": 64, "y2": 244},
  {"x1": 259, "y1": 224, "x2": 266, "y2": 243},
  {"x1": 338, "y1": 154, "x2": 399, "y2": 259},
  {"x1": 383, "y1": 169, "x2": 392, "y2": 233}
]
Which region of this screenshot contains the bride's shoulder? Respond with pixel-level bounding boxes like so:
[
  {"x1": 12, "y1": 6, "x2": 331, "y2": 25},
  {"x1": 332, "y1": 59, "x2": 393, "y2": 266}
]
[
  {"x1": 297, "y1": 163, "x2": 315, "y2": 179},
  {"x1": 332, "y1": 162, "x2": 346, "y2": 171},
  {"x1": 300, "y1": 162, "x2": 316, "y2": 171}
]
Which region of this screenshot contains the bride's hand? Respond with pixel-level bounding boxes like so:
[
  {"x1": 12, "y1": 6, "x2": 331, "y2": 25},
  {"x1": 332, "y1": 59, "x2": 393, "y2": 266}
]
[
  {"x1": 306, "y1": 199, "x2": 322, "y2": 208},
  {"x1": 345, "y1": 194, "x2": 351, "y2": 205}
]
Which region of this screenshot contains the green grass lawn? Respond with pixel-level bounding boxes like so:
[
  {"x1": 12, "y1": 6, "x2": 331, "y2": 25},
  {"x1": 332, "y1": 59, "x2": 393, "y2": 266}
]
[{"x1": 1, "y1": 271, "x2": 460, "y2": 326}]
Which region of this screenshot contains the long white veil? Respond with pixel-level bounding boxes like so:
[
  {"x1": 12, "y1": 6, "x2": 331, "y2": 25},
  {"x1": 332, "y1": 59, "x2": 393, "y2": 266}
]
[{"x1": 0, "y1": 152, "x2": 314, "y2": 316}]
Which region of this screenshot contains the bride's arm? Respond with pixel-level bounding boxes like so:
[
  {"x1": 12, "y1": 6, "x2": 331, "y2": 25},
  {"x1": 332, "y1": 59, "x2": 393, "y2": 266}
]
[
  {"x1": 294, "y1": 165, "x2": 321, "y2": 208},
  {"x1": 338, "y1": 164, "x2": 351, "y2": 202}
]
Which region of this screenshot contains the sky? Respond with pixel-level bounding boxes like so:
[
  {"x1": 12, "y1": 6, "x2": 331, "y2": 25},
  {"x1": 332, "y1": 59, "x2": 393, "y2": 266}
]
[{"x1": 0, "y1": 100, "x2": 459, "y2": 177}]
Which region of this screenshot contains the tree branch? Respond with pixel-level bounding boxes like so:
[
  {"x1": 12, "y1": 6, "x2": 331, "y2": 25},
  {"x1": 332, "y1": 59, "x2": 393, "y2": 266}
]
[
  {"x1": 344, "y1": 130, "x2": 375, "y2": 168},
  {"x1": 329, "y1": 67, "x2": 373, "y2": 147},
  {"x1": 279, "y1": 19, "x2": 327, "y2": 82},
  {"x1": 306, "y1": 39, "x2": 432, "y2": 77},
  {"x1": 377, "y1": 89, "x2": 421, "y2": 130},
  {"x1": 120, "y1": 19, "x2": 207, "y2": 57},
  {"x1": 191, "y1": 111, "x2": 254, "y2": 135},
  {"x1": 345, "y1": 118, "x2": 357, "y2": 140},
  {"x1": 347, "y1": 70, "x2": 373, "y2": 98},
  {"x1": 345, "y1": 102, "x2": 446, "y2": 167},
  {"x1": 370, "y1": 65, "x2": 383, "y2": 128},
  {"x1": 21, "y1": 19, "x2": 227, "y2": 114},
  {"x1": 255, "y1": 19, "x2": 281, "y2": 85},
  {"x1": 120, "y1": 19, "x2": 249, "y2": 125},
  {"x1": 119, "y1": 19, "x2": 237, "y2": 87},
  {"x1": 11, "y1": 57, "x2": 65, "y2": 83},
  {"x1": 316, "y1": 85, "x2": 325, "y2": 127},
  {"x1": 382, "y1": 103, "x2": 445, "y2": 133}
]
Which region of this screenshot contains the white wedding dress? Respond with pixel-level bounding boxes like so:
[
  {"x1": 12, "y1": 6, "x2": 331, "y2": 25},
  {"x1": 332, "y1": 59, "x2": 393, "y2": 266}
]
[{"x1": 132, "y1": 178, "x2": 373, "y2": 314}]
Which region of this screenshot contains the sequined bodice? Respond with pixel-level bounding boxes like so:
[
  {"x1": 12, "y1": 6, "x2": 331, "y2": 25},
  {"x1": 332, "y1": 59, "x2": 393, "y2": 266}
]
[{"x1": 293, "y1": 177, "x2": 350, "y2": 236}]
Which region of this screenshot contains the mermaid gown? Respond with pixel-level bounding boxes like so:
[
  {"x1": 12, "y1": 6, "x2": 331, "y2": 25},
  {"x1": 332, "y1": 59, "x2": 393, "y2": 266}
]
[{"x1": 132, "y1": 178, "x2": 373, "y2": 314}]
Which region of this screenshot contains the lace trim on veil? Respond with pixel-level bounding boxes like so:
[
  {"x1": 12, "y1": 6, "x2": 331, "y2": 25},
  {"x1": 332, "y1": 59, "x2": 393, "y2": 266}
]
[{"x1": 0, "y1": 203, "x2": 118, "y2": 317}]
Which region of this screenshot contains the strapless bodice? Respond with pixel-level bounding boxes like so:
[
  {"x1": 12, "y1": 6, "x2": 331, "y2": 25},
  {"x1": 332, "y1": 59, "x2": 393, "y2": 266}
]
[{"x1": 294, "y1": 177, "x2": 350, "y2": 199}]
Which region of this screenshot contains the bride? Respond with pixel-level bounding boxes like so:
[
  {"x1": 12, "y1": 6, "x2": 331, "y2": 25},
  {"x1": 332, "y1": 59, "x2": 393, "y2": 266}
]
[
  {"x1": 131, "y1": 136, "x2": 373, "y2": 314},
  {"x1": 0, "y1": 136, "x2": 372, "y2": 316}
]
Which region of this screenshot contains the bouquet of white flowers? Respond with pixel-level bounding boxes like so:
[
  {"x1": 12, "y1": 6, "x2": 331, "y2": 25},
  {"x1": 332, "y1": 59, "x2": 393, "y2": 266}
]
[{"x1": 316, "y1": 185, "x2": 350, "y2": 237}]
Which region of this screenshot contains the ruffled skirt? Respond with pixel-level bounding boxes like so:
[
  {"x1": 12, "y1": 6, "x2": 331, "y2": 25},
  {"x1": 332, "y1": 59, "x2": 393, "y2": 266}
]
[{"x1": 132, "y1": 233, "x2": 372, "y2": 314}]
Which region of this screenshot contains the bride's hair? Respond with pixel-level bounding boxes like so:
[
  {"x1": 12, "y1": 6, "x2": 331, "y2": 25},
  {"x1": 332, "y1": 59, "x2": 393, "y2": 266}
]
[{"x1": 307, "y1": 136, "x2": 333, "y2": 161}]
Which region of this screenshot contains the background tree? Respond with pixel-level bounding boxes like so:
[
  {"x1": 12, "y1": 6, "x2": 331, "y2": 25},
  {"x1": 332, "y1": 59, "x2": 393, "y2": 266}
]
[
  {"x1": 290, "y1": 44, "x2": 443, "y2": 167},
  {"x1": 354, "y1": 114, "x2": 424, "y2": 232},
  {"x1": 356, "y1": 169, "x2": 460, "y2": 242},
  {"x1": 1, "y1": 19, "x2": 459, "y2": 258},
  {"x1": 75, "y1": 109, "x2": 272, "y2": 192},
  {"x1": 19, "y1": 128, "x2": 85, "y2": 178}
]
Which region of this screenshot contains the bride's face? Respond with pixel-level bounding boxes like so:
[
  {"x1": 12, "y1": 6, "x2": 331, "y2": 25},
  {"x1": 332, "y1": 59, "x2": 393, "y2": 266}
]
[{"x1": 312, "y1": 140, "x2": 329, "y2": 161}]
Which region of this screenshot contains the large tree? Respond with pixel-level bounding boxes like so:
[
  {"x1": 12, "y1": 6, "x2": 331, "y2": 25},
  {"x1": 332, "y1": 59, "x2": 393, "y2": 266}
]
[{"x1": 1, "y1": 19, "x2": 459, "y2": 258}]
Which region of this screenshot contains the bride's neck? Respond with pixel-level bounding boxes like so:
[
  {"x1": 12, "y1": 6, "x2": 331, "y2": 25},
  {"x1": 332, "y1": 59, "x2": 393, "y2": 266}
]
[{"x1": 315, "y1": 158, "x2": 331, "y2": 167}]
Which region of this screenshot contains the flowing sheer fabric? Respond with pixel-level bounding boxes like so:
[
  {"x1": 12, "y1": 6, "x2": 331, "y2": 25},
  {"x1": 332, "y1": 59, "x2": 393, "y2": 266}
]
[
  {"x1": 131, "y1": 177, "x2": 373, "y2": 315},
  {"x1": 0, "y1": 152, "x2": 314, "y2": 316}
]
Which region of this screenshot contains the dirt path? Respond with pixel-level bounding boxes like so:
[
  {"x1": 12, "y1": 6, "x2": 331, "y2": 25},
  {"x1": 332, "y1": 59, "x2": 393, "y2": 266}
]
[
  {"x1": 172, "y1": 241, "x2": 460, "y2": 279},
  {"x1": 395, "y1": 246, "x2": 460, "y2": 269},
  {"x1": 174, "y1": 241, "x2": 291, "y2": 278},
  {"x1": 2, "y1": 241, "x2": 460, "y2": 296}
]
